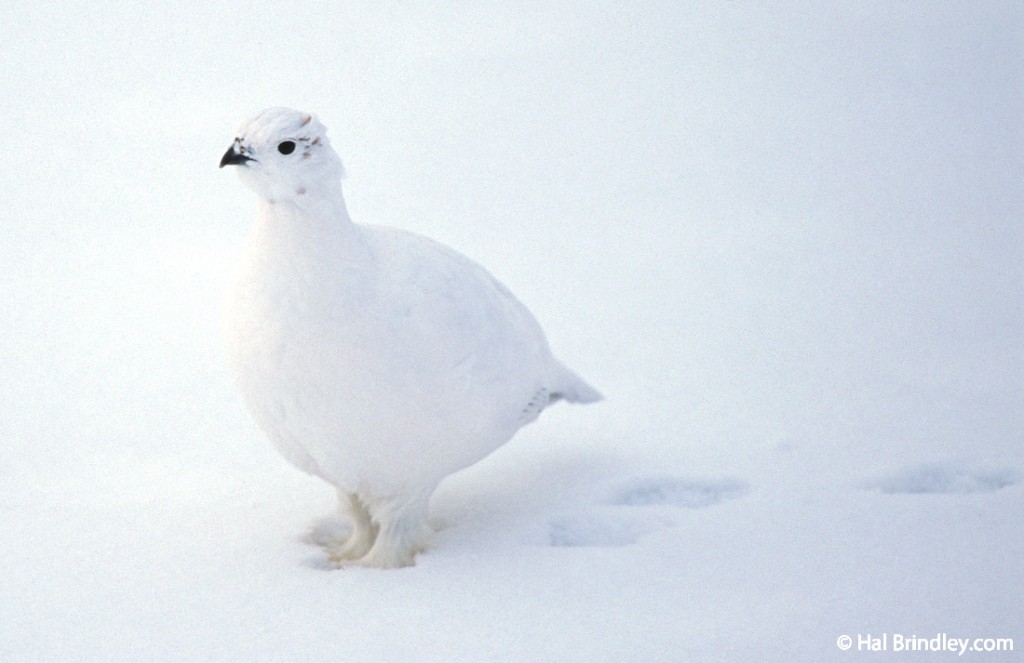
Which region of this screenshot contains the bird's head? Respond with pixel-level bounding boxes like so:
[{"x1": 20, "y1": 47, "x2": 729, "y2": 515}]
[{"x1": 220, "y1": 107, "x2": 346, "y2": 205}]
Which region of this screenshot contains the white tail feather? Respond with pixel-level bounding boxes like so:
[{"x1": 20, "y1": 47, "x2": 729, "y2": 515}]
[{"x1": 550, "y1": 362, "x2": 603, "y2": 404}]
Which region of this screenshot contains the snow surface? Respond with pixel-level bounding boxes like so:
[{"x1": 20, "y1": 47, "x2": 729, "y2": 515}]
[{"x1": 1, "y1": 2, "x2": 1021, "y2": 661}]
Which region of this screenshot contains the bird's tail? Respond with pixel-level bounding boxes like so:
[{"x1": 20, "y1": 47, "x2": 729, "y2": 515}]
[{"x1": 550, "y1": 361, "x2": 603, "y2": 404}]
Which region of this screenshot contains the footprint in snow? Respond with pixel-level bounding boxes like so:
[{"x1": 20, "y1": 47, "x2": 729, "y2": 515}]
[
  {"x1": 606, "y1": 476, "x2": 749, "y2": 508},
  {"x1": 548, "y1": 513, "x2": 661, "y2": 548},
  {"x1": 862, "y1": 462, "x2": 1019, "y2": 495},
  {"x1": 547, "y1": 476, "x2": 748, "y2": 548}
]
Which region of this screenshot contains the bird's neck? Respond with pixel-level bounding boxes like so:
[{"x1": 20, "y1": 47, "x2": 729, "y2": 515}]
[
  {"x1": 256, "y1": 185, "x2": 366, "y2": 256},
  {"x1": 265, "y1": 180, "x2": 350, "y2": 219}
]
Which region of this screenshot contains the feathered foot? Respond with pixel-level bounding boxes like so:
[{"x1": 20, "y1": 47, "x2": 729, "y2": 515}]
[
  {"x1": 320, "y1": 491, "x2": 378, "y2": 565},
  {"x1": 335, "y1": 490, "x2": 434, "y2": 569}
]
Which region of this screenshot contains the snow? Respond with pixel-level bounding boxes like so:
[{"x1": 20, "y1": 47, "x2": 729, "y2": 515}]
[{"x1": 1, "y1": 2, "x2": 1021, "y2": 661}]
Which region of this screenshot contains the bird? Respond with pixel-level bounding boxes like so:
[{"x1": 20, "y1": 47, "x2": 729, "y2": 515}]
[{"x1": 219, "y1": 107, "x2": 601, "y2": 568}]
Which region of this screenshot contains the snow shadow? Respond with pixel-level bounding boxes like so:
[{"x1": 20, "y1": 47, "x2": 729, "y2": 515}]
[
  {"x1": 547, "y1": 476, "x2": 749, "y2": 548},
  {"x1": 605, "y1": 476, "x2": 749, "y2": 508},
  {"x1": 862, "y1": 462, "x2": 1019, "y2": 495},
  {"x1": 548, "y1": 513, "x2": 661, "y2": 548}
]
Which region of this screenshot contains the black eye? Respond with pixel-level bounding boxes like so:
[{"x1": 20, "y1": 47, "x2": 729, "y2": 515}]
[{"x1": 277, "y1": 141, "x2": 296, "y2": 155}]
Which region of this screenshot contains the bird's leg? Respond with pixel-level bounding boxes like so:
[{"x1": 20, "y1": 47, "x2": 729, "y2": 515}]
[
  {"x1": 326, "y1": 491, "x2": 378, "y2": 565},
  {"x1": 355, "y1": 491, "x2": 434, "y2": 569}
]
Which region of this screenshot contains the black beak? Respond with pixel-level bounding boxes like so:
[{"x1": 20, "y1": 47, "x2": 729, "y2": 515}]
[{"x1": 220, "y1": 145, "x2": 254, "y2": 168}]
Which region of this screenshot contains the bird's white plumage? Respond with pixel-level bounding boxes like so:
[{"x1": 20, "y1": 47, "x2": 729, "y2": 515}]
[{"x1": 220, "y1": 107, "x2": 600, "y2": 567}]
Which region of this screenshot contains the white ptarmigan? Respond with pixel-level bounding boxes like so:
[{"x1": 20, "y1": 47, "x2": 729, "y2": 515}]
[{"x1": 219, "y1": 108, "x2": 601, "y2": 568}]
